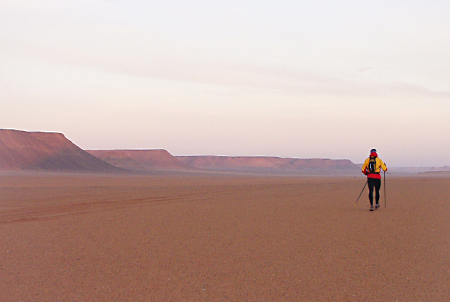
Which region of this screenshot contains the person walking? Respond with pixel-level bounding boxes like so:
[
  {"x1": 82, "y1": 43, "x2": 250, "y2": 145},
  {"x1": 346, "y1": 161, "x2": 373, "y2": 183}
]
[{"x1": 362, "y1": 149, "x2": 388, "y2": 211}]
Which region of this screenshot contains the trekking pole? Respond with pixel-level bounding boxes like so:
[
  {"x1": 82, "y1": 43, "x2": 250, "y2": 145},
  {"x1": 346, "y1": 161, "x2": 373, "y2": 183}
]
[
  {"x1": 384, "y1": 170, "x2": 387, "y2": 208},
  {"x1": 354, "y1": 180, "x2": 368, "y2": 205}
]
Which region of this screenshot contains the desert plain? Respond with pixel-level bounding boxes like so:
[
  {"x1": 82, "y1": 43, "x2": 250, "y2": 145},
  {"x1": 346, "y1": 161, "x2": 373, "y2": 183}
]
[{"x1": 0, "y1": 172, "x2": 449, "y2": 301}]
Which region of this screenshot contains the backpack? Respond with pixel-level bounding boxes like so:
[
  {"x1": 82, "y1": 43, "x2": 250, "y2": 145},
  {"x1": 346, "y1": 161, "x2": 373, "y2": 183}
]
[{"x1": 368, "y1": 157, "x2": 377, "y2": 173}]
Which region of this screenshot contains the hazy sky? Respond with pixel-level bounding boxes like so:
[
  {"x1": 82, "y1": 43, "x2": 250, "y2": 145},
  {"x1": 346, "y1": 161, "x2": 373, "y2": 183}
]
[{"x1": 1, "y1": 0, "x2": 449, "y2": 166}]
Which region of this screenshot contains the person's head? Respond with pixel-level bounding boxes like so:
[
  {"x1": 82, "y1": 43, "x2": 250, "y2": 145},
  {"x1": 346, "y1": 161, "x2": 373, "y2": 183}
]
[{"x1": 370, "y1": 148, "x2": 378, "y2": 158}]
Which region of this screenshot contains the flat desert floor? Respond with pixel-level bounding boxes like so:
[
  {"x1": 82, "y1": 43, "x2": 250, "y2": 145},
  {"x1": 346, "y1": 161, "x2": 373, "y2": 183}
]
[{"x1": 1, "y1": 173, "x2": 449, "y2": 301}]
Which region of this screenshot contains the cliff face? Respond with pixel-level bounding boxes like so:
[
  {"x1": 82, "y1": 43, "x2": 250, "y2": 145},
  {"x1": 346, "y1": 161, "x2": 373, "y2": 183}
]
[
  {"x1": 87, "y1": 150, "x2": 190, "y2": 171},
  {"x1": 0, "y1": 129, "x2": 119, "y2": 172}
]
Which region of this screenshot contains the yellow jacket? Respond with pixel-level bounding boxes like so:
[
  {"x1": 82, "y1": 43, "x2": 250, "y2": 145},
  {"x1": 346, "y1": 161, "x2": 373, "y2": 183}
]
[{"x1": 362, "y1": 157, "x2": 387, "y2": 179}]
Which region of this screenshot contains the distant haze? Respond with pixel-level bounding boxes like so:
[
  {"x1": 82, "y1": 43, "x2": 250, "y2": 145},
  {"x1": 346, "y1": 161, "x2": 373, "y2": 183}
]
[{"x1": 1, "y1": 1, "x2": 449, "y2": 167}]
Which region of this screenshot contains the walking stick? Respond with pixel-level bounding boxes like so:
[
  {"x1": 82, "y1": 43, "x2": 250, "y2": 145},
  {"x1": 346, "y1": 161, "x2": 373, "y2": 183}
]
[
  {"x1": 384, "y1": 170, "x2": 387, "y2": 208},
  {"x1": 354, "y1": 180, "x2": 368, "y2": 205}
]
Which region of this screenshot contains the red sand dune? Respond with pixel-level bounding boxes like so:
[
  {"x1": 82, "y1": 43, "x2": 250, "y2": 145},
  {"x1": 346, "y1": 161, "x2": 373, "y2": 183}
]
[
  {"x1": 87, "y1": 149, "x2": 191, "y2": 171},
  {"x1": 0, "y1": 129, "x2": 119, "y2": 172},
  {"x1": 177, "y1": 155, "x2": 358, "y2": 172}
]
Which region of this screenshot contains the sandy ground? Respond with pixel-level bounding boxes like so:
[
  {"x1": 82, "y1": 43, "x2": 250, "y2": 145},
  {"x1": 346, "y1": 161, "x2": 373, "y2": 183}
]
[{"x1": 0, "y1": 173, "x2": 449, "y2": 301}]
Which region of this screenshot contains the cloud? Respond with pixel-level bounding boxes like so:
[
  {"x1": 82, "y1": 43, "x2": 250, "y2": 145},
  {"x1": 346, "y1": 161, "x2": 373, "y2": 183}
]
[
  {"x1": 2, "y1": 34, "x2": 450, "y2": 103},
  {"x1": 381, "y1": 82, "x2": 450, "y2": 99},
  {"x1": 0, "y1": 0, "x2": 98, "y2": 12},
  {"x1": 357, "y1": 67, "x2": 373, "y2": 73}
]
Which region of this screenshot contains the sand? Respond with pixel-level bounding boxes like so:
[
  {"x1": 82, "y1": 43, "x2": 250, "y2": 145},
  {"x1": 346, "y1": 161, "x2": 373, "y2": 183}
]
[{"x1": 1, "y1": 173, "x2": 449, "y2": 301}]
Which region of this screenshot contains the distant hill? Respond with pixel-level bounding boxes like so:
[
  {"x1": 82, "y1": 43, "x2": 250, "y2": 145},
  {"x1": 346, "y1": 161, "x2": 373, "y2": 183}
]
[
  {"x1": 87, "y1": 149, "x2": 190, "y2": 171},
  {"x1": 176, "y1": 156, "x2": 359, "y2": 173},
  {"x1": 0, "y1": 129, "x2": 120, "y2": 172},
  {"x1": 88, "y1": 151, "x2": 359, "y2": 174},
  {"x1": 0, "y1": 129, "x2": 360, "y2": 174},
  {"x1": 387, "y1": 166, "x2": 450, "y2": 174},
  {"x1": 426, "y1": 166, "x2": 450, "y2": 172}
]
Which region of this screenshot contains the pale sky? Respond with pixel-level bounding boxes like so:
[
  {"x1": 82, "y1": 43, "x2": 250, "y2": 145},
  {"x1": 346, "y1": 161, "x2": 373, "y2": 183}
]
[{"x1": 1, "y1": 0, "x2": 449, "y2": 167}]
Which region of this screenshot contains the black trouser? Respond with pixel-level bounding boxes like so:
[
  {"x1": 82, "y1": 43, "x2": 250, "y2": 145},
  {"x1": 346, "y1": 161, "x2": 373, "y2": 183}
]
[{"x1": 368, "y1": 178, "x2": 381, "y2": 206}]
